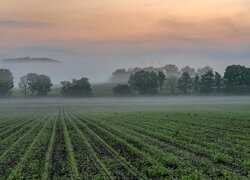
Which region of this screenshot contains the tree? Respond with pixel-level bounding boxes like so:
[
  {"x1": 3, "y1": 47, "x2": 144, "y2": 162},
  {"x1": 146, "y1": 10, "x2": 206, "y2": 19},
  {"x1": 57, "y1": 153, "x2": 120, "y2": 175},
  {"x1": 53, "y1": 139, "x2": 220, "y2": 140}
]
[
  {"x1": 162, "y1": 64, "x2": 179, "y2": 77},
  {"x1": 61, "y1": 77, "x2": 92, "y2": 96},
  {"x1": 197, "y1": 66, "x2": 213, "y2": 76},
  {"x1": 27, "y1": 73, "x2": 39, "y2": 95},
  {"x1": 36, "y1": 75, "x2": 53, "y2": 96},
  {"x1": 167, "y1": 76, "x2": 178, "y2": 94},
  {"x1": 200, "y1": 70, "x2": 215, "y2": 93},
  {"x1": 214, "y1": 72, "x2": 223, "y2": 91},
  {"x1": 181, "y1": 65, "x2": 195, "y2": 77},
  {"x1": 128, "y1": 67, "x2": 142, "y2": 74},
  {"x1": 224, "y1": 65, "x2": 250, "y2": 93},
  {"x1": 110, "y1": 69, "x2": 130, "y2": 82},
  {"x1": 157, "y1": 71, "x2": 166, "y2": 91},
  {"x1": 129, "y1": 70, "x2": 159, "y2": 95},
  {"x1": 19, "y1": 75, "x2": 28, "y2": 96},
  {"x1": 112, "y1": 84, "x2": 132, "y2": 96},
  {"x1": 178, "y1": 72, "x2": 192, "y2": 93},
  {"x1": 143, "y1": 66, "x2": 154, "y2": 72},
  {"x1": 0, "y1": 69, "x2": 14, "y2": 96},
  {"x1": 193, "y1": 74, "x2": 200, "y2": 92},
  {"x1": 27, "y1": 73, "x2": 52, "y2": 96}
]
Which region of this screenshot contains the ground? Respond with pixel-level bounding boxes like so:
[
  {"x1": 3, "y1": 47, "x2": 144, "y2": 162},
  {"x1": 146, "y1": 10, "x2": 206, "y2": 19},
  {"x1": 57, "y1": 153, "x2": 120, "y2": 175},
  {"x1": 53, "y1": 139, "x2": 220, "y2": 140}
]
[{"x1": 0, "y1": 96, "x2": 249, "y2": 179}]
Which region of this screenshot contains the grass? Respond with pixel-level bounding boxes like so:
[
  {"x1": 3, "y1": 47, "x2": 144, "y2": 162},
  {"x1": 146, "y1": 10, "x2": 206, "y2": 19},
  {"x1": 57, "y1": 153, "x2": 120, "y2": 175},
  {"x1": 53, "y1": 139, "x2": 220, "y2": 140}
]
[
  {"x1": 0, "y1": 100, "x2": 249, "y2": 179},
  {"x1": 11, "y1": 82, "x2": 177, "y2": 97},
  {"x1": 91, "y1": 82, "x2": 118, "y2": 96}
]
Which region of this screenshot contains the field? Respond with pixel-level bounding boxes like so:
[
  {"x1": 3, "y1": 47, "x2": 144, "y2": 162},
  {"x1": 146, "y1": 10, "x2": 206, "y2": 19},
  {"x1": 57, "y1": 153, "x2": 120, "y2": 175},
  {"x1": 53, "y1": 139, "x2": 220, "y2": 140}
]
[
  {"x1": 12, "y1": 83, "x2": 118, "y2": 97},
  {"x1": 0, "y1": 97, "x2": 249, "y2": 179}
]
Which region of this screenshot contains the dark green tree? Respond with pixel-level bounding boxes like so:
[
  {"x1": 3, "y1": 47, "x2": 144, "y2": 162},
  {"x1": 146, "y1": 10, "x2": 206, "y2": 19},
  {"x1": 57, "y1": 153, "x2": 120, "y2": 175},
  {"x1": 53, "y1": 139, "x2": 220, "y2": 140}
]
[
  {"x1": 193, "y1": 74, "x2": 200, "y2": 92},
  {"x1": 0, "y1": 69, "x2": 14, "y2": 96},
  {"x1": 36, "y1": 75, "x2": 53, "y2": 96},
  {"x1": 27, "y1": 73, "x2": 39, "y2": 95},
  {"x1": 214, "y1": 71, "x2": 223, "y2": 91},
  {"x1": 61, "y1": 77, "x2": 92, "y2": 96},
  {"x1": 167, "y1": 76, "x2": 178, "y2": 94},
  {"x1": 200, "y1": 70, "x2": 215, "y2": 93},
  {"x1": 129, "y1": 70, "x2": 159, "y2": 95},
  {"x1": 27, "y1": 73, "x2": 52, "y2": 96},
  {"x1": 113, "y1": 84, "x2": 132, "y2": 96},
  {"x1": 157, "y1": 71, "x2": 166, "y2": 91},
  {"x1": 178, "y1": 72, "x2": 192, "y2": 93},
  {"x1": 19, "y1": 75, "x2": 28, "y2": 96},
  {"x1": 224, "y1": 65, "x2": 250, "y2": 93}
]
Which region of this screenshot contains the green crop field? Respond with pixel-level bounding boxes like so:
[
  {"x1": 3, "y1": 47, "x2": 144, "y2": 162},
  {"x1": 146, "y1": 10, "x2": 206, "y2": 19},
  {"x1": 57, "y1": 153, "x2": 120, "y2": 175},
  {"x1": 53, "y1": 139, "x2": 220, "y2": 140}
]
[{"x1": 0, "y1": 97, "x2": 249, "y2": 179}]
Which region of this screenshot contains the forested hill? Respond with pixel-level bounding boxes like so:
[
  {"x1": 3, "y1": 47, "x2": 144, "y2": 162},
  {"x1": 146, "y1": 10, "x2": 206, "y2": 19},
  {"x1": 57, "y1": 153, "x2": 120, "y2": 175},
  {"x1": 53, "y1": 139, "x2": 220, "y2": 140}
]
[{"x1": 2, "y1": 57, "x2": 61, "y2": 63}]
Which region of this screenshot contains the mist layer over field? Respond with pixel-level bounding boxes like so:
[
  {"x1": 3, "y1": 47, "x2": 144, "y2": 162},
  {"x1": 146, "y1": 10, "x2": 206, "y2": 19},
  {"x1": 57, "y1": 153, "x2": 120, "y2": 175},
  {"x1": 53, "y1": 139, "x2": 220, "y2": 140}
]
[{"x1": 1, "y1": 96, "x2": 250, "y2": 108}]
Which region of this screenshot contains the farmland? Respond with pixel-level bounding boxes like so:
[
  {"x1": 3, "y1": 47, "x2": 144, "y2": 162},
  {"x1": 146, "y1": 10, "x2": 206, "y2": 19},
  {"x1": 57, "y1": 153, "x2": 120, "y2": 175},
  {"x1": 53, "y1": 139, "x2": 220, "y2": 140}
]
[{"x1": 0, "y1": 96, "x2": 249, "y2": 179}]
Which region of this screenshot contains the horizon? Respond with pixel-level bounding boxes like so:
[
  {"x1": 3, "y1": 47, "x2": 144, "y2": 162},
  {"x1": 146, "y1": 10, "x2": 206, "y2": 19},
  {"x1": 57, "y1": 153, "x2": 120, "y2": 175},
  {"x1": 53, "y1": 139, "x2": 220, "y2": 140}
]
[{"x1": 0, "y1": 60, "x2": 241, "y2": 85}]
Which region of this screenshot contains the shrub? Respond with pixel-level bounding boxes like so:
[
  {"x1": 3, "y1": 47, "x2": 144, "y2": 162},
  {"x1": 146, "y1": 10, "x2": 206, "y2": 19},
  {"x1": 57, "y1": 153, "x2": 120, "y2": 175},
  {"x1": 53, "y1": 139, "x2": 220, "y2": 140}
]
[
  {"x1": 112, "y1": 84, "x2": 133, "y2": 96},
  {"x1": 61, "y1": 77, "x2": 92, "y2": 97}
]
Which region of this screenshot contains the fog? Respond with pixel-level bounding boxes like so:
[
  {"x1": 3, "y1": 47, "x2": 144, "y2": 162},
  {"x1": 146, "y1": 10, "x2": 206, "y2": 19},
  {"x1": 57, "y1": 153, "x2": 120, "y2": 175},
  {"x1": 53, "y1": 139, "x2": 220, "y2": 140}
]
[
  {"x1": 2, "y1": 55, "x2": 250, "y2": 87},
  {"x1": 2, "y1": 43, "x2": 250, "y2": 86},
  {"x1": 2, "y1": 47, "x2": 249, "y2": 86},
  {"x1": 1, "y1": 96, "x2": 250, "y2": 107},
  {"x1": 0, "y1": 61, "x2": 111, "y2": 85},
  {"x1": 0, "y1": 59, "x2": 233, "y2": 86}
]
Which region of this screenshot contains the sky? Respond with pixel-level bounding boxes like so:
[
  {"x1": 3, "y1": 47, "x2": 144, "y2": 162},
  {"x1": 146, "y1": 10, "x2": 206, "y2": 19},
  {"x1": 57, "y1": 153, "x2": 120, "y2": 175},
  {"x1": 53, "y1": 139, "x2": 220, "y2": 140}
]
[{"x1": 1, "y1": 0, "x2": 250, "y2": 83}]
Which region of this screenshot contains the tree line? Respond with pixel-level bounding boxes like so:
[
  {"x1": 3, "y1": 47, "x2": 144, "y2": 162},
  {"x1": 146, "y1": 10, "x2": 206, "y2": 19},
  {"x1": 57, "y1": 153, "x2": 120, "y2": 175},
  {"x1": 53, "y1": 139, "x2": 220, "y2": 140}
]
[
  {"x1": 0, "y1": 64, "x2": 250, "y2": 97},
  {"x1": 110, "y1": 64, "x2": 212, "y2": 83},
  {"x1": 113, "y1": 65, "x2": 250, "y2": 95},
  {"x1": 0, "y1": 70, "x2": 92, "y2": 97}
]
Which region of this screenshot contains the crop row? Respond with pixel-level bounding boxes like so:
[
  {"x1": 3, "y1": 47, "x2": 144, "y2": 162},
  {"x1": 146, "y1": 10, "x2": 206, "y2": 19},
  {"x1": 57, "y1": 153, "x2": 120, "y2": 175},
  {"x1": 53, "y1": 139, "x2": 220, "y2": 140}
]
[
  {"x1": 0, "y1": 105, "x2": 249, "y2": 179},
  {"x1": 69, "y1": 106, "x2": 250, "y2": 178}
]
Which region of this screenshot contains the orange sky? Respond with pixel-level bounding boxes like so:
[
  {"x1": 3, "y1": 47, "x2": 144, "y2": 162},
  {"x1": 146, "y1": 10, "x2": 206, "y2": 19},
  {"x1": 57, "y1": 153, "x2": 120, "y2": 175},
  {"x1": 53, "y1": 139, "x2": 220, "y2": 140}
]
[
  {"x1": 0, "y1": 0, "x2": 250, "y2": 46},
  {"x1": 1, "y1": 0, "x2": 250, "y2": 83}
]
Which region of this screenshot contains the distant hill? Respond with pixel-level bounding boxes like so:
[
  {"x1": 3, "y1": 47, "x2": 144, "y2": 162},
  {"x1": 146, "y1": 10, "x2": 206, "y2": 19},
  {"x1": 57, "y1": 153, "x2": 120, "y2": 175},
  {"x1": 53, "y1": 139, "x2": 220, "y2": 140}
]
[{"x1": 2, "y1": 57, "x2": 61, "y2": 63}]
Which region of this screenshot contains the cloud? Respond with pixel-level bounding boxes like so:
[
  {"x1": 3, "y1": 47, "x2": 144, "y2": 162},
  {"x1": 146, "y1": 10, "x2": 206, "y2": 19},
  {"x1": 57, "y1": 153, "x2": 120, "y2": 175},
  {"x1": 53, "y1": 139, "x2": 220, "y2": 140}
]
[
  {"x1": 0, "y1": 19, "x2": 49, "y2": 28},
  {"x1": 156, "y1": 12, "x2": 250, "y2": 43},
  {"x1": 21, "y1": 46, "x2": 77, "y2": 54}
]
